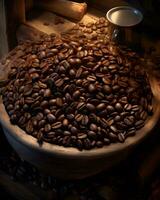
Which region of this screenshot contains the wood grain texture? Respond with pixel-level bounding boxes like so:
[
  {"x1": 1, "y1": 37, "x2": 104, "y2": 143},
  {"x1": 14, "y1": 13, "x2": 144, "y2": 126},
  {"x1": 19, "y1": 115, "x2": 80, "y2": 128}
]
[
  {"x1": 0, "y1": 0, "x2": 9, "y2": 58},
  {"x1": 34, "y1": 0, "x2": 87, "y2": 21},
  {"x1": 5, "y1": 0, "x2": 26, "y2": 50}
]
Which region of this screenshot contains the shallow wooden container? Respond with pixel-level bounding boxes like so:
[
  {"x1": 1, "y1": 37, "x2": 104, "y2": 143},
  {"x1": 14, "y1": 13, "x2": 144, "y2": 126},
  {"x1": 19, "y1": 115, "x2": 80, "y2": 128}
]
[{"x1": 0, "y1": 81, "x2": 160, "y2": 179}]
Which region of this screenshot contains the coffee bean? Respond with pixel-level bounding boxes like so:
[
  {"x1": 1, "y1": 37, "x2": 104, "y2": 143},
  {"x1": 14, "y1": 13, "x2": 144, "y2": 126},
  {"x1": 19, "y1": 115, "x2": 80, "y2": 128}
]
[
  {"x1": 51, "y1": 122, "x2": 62, "y2": 129},
  {"x1": 44, "y1": 124, "x2": 51, "y2": 132},
  {"x1": 63, "y1": 131, "x2": 71, "y2": 136},
  {"x1": 86, "y1": 103, "x2": 95, "y2": 112},
  {"x1": 87, "y1": 131, "x2": 96, "y2": 139},
  {"x1": 110, "y1": 125, "x2": 118, "y2": 133},
  {"x1": 44, "y1": 89, "x2": 51, "y2": 97},
  {"x1": 88, "y1": 84, "x2": 96, "y2": 93},
  {"x1": 3, "y1": 19, "x2": 153, "y2": 150},
  {"x1": 102, "y1": 76, "x2": 111, "y2": 85},
  {"x1": 78, "y1": 133, "x2": 87, "y2": 139},
  {"x1": 96, "y1": 141, "x2": 103, "y2": 148},
  {"x1": 90, "y1": 123, "x2": 98, "y2": 132},
  {"x1": 96, "y1": 103, "x2": 106, "y2": 111},
  {"x1": 118, "y1": 133, "x2": 125, "y2": 142},
  {"x1": 115, "y1": 103, "x2": 123, "y2": 112},
  {"x1": 36, "y1": 112, "x2": 44, "y2": 121},
  {"x1": 63, "y1": 119, "x2": 69, "y2": 126},
  {"x1": 47, "y1": 114, "x2": 56, "y2": 123},
  {"x1": 103, "y1": 85, "x2": 112, "y2": 94},
  {"x1": 49, "y1": 99, "x2": 56, "y2": 106},
  {"x1": 81, "y1": 115, "x2": 89, "y2": 125},
  {"x1": 73, "y1": 90, "x2": 81, "y2": 99},
  {"x1": 56, "y1": 98, "x2": 63, "y2": 106},
  {"x1": 106, "y1": 105, "x2": 115, "y2": 113},
  {"x1": 114, "y1": 115, "x2": 121, "y2": 122},
  {"x1": 40, "y1": 101, "x2": 48, "y2": 108},
  {"x1": 87, "y1": 75, "x2": 96, "y2": 82},
  {"x1": 70, "y1": 126, "x2": 78, "y2": 134}
]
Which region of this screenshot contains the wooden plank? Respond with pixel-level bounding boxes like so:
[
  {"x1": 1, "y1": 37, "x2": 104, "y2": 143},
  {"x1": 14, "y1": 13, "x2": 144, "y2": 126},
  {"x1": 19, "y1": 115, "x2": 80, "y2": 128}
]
[
  {"x1": 25, "y1": 8, "x2": 105, "y2": 36},
  {"x1": 0, "y1": 0, "x2": 9, "y2": 58},
  {"x1": 5, "y1": 0, "x2": 26, "y2": 50},
  {"x1": 26, "y1": 10, "x2": 76, "y2": 35}
]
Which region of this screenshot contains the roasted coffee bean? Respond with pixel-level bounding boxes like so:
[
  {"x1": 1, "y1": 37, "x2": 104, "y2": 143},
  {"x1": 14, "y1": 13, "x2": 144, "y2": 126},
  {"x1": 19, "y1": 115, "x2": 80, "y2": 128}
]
[
  {"x1": 44, "y1": 89, "x2": 51, "y2": 97},
  {"x1": 40, "y1": 101, "x2": 48, "y2": 108},
  {"x1": 90, "y1": 123, "x2": 98, "y2": 132},
  {"x1": 87, "y1": 75, "x2": 96, "y2": 82},
  {"x1": 55, "y1": 79, "x2": 64, "y2": 87},
  {"x1": 106, "y1": 105, "x2": 115, "y2": 113},
  {"x1": 110, "y1": 125, "x2": 118, "y2": 133},
  {"x1": 70, "y1": 126, "x2": 78, "y2": 134},
  {"x1": 44, "y1": 124, "x2": 51, "y2": 132},
  {"x1": 103, "y1": 85, "x2": 112, "y2": 94},
  {"x1": 56, "y1": 98, "x2": 63, "y2": 106},
  {"x1": 124, "y1": 116, "x2": 135, "y2": 126},
  {"x1": 78, "y1": 133, "x2": 87, "y2": 139},
  {"x1": 108, "y1": 132, "x2": 118, "y2": 141},
  {"x1": 115, "y1": 103, "x2": 123, "y2": 112},
  {"x1": 96, "y1": 103, "x2": 106, "y2": 111},
  {"x1": 63, "y1": 131, "x2": 71, "y2": 136},
  {"x1": 2, "y1": 19, "x2": 153, "y2": 150},
  {"x1": 88, "y1": 84, "x2": 96, "y2": 93},
  {"x1": 73, "y1": 90, "x2": 81, "y2": 99},
  {"x1": 63, "y1": 119, "x2": 69, "y2": 126},
  {"x1": 114, "y1": 115, "x2": 121, "y2": 122},
  {"x1": 96, "y1": 141, "x2": 103, "y2": 148},
  {"x1": 118, "y1": 133, "x2": 125, "y2": 142},
  {"x1": 87, "y1": 131, "x2": 96, "y2": 139},
  {"x1": 51, "y1": 122, "x2": 62, "y2": 129},
  {"x1": 36, "y1": 112, "x2": 44, "y2": 121},
  {"x1": 81, "y1": 115, "x2": 89, "y2": 125},
  {"x1": 47, "y1": 113, "x2": 56, "y2": 123},
  {"x1": 102, "y1": 76, "x2": 111, "y2": 85},
  {"x1": 86, "y1": 103, "x2": 95, "y2": 112}
]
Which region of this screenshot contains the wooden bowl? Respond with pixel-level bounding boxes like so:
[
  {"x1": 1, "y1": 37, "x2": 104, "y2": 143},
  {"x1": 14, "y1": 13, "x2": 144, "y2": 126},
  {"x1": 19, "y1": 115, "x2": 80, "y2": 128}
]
[{"x1": 0, "y1": 86, "x2": 160, "y2": 179}]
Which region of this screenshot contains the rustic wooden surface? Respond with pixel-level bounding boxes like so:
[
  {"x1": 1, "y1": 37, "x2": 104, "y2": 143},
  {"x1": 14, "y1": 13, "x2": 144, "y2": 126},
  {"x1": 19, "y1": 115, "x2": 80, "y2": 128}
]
[{"x1": 0, "y1": 0, "x2": 9, "y2": 58}]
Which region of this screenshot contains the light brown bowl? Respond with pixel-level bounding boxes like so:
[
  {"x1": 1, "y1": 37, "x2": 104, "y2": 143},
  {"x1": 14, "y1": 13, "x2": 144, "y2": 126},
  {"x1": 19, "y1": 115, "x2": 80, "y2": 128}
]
[{"x1": 0, "y1": 88, "x2": 160, "y2": 179}]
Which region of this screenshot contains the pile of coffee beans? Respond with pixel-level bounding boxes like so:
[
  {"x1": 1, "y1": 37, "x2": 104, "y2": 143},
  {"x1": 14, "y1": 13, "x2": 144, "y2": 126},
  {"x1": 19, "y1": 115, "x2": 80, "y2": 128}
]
[{"x1": 2, "y1": 18, "x2": 153, "y2": 150}]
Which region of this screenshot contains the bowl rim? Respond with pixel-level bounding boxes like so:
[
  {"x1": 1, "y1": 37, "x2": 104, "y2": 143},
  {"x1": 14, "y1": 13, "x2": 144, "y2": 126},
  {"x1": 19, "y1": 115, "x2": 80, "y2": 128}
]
[
  {"x1": 0, "y1": 95, "x2": 159, "y2": 159},
  {"x1": 106, "y1": 6, "x2": 143, "y2": 27}
]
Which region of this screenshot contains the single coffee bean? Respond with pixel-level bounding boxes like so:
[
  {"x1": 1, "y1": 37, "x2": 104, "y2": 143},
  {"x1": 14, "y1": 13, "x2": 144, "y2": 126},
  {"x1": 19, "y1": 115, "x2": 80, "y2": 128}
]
[
  {"x1": 88, "y1": 84, "x2": 96, "y2": 93},
  {"x1": 44, "y1": 109, "x2": 51, "y2": 115},
  {"x1": 51, "y1": 122, "x2": 62, "y2": 129},
  {"x1": 90, "y1": 123, "x2": 98, "y2": 132},
  {"x1": 86, "y1": 103, "x2": 95, "y2": 112},
  {"x1": 106, "y1": 105, "x2": 115, "y2": 113},
  {"x1": 115, "y1": 103, "x2": 123, "y2": 112},
  {"x1": 87, "y1": 131, "x2": 96, "y2": 139},
  {"x1": 73, "y1": 90, "x2": 81, "y2": 99},
  {"x1": 118, "y1": 133, "x2": 125, "y2": 142},
  {"x1": 103, "y1": 85, "x2": 112, "y2": 94},
  {"x1": 44, "y1": 124, "x2": 51, "y2": 132},
  {"x1": 63, "y1": 119, "x2": 69, "y2": 126},
  {"x1": 63, "y1": 131, "x2": 71, "y2": 136},
  {"x1": 47, "y1": 113, "x2": 56, "y2": 123},
  {"x1": 70, "y1": 126, "x2": 78, "y2": 134},
  {"x1": 96, "y1": 141, "x2": 103, "y2": 148},
  {"x1": 56, "y1": 98, "x2": 63, "y2": 106},
  {"x1": 96, "y1": 103, "x2": 106, "y2": 111},
  {"x1": 78, "y1": 133, "x2": 87, "y2": 139}
]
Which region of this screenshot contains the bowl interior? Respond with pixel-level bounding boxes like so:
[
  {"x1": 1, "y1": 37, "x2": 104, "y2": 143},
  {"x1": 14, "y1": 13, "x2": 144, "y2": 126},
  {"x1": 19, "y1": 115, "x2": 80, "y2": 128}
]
[{"x1": 106, "y1": 6, "x2": 143, "y2": 27}]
